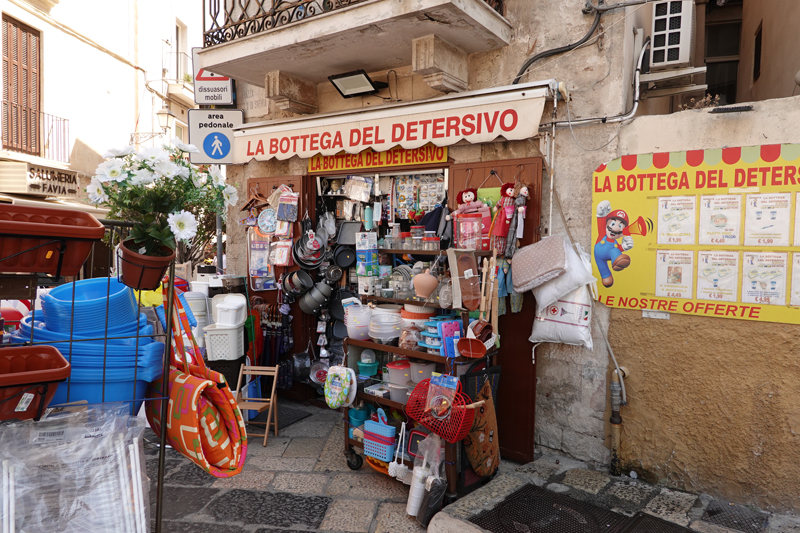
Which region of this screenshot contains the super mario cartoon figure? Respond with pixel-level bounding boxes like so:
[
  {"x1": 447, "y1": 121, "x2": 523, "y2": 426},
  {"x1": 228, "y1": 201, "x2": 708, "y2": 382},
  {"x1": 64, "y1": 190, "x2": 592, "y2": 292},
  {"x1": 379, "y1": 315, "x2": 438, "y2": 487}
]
[{"x1": 594, "y1": 200, "x2": 634, "y2": 288}]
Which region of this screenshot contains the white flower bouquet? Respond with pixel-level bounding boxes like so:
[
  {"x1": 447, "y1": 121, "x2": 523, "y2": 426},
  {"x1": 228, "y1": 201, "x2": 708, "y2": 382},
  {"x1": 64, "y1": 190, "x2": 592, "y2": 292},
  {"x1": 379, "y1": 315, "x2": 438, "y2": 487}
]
[{"x1": 87, "y1": 139, "x2": 238, "y2": 257}]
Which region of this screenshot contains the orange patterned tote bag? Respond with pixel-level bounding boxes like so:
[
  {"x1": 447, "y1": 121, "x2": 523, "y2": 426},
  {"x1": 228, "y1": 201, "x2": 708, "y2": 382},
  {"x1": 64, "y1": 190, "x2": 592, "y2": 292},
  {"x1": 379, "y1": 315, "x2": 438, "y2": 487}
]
[{"x1": 146, "y1": 286, "x2": 248, "y2": 477}]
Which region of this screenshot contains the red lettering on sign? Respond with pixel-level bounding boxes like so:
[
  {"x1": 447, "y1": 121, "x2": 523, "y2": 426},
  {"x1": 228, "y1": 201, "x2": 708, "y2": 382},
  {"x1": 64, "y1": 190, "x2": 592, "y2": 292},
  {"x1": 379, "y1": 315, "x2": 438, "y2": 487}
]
[
  {"x1": 392, "y1": 124, "x2": 405, "y2": 142},
  {"x1": 246, "y1": 141, "x2": 255, "y2": 156},
  {"x1": 349, "y1": 129, "x2": 361, "y2": 147},
  {"x1": 405, "y1": 122, "x2": 418, "y2": 141},
  {"x1": 786, "y1": 166, "x2": 797, "y2": 185},
  {"x1": 446, "y1": 116, "x2": 460, "y2": 138},
  {"x1": 500, "y1": 109, "x2": 518, "y2": 131},
  {"x1": 759, "y1": 167, "x2": 770, "y2": 186},
  {"x1": 254, "y1": 140, "x2": 264, "y2": 156},
  {"x1": 362, "y1": 127, "x2": 374, "y2": 144},
  {"x1": 483, "y1": 111, "x2": 499, "y2": 133},
  {"x1": 617, "y1": 175, "x2": 626, "y2": 192},
  {"x1": 696, "y1": 170, "x2": 706, "y2": 189},
  {"x1": 290, "y1": 136, "x2": 299, "y2": 152},
  {"x1": 678, "y1": 172, "x2": 690, "y2": 189},
  {"x1": 419, "y1": 119, "x2": 433, "y2": 139},
  {"x1": 734, "y1": 168, "x2": 746, "y2": 187},
  {"x1": 747, "y1": 167, "x2": 758, "y2": 187},
  {"x1": 656, "y1": 299, "x2": 667, "y2": 311},
  {"x1": 772, "y1": 166, "x2": 783, "y2": 186},
  {"x1": 683, "y1": 302, "x2": 694, "y2": 313},
  {"x1": 725, "y1": 305, "x2": 737, "y2": 317},
  {"x1": 668, "y1": 300, "x2": 677, "y2": 312},
  {"x1": 719, "y1": 169, "x2": 728, "y2": 187},
  {"x1": 462, "y1": 114, "x2": 476, "y2": 135},
  {"x1": 749, "y1": 307, "x2": 760, "y2": 318},
  {"x1": 432, "y1": 118, "x2": 445, "y2": 139},
  {"x1": 279, "y1": 137, "x2": 290, "y2": 154},
  {"x1": 375, "y1": 126, "x2": 386, "y2": 144},
  {"x1": 332, "y1": 131, "x2": 343, "y2": 149}
]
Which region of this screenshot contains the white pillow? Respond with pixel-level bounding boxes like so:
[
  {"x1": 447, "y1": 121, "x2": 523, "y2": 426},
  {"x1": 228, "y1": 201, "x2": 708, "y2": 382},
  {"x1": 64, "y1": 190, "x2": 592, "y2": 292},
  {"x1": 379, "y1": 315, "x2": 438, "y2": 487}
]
[
  {"x1": 529, "y1": 285, "x2": 593, "y2": 350},
  {"x1": 532, "y1": 240, "x2": 595, "y2": 313}
]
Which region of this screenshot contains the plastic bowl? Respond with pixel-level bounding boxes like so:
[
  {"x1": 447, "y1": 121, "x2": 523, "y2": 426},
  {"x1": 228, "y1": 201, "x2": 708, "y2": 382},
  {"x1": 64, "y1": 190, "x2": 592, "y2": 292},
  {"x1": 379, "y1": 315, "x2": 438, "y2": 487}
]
[{"x1": 42, "y1": 278, "x2": 138, "y2": 333}]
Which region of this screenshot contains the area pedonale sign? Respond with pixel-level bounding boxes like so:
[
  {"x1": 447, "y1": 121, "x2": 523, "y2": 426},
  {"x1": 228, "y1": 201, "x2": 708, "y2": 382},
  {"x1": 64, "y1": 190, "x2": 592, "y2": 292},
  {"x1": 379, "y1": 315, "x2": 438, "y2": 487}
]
[{"x1": 232, "y1": 85, "x2": 548, "y2": 163}]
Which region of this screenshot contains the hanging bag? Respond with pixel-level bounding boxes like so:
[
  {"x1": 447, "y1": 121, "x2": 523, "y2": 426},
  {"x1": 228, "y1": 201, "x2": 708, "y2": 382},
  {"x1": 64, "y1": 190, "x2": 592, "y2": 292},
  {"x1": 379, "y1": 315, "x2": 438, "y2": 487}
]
[{"x1": 146, "y1": 285, "x2": 248, "y2": 478}]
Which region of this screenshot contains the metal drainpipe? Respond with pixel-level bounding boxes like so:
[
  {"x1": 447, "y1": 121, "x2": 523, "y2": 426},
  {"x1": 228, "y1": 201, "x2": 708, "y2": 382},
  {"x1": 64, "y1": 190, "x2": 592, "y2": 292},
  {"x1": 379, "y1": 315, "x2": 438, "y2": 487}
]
[{"x1": 609, "y1": 368, "x2": 625, "y2": 476}]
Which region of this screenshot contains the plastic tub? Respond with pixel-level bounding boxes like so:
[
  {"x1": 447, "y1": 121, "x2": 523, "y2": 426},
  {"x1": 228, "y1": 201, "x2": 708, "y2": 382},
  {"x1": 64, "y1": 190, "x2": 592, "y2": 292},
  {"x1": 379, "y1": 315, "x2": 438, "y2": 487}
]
[
  {"x1": 190, "y1": 281, "x2": 209, "y2": 296},
  {"x1": 42, "y1": 278, "x2": 138, "y2": 332},
  {"x1": 388, "y1": 384, "x2": 410, "y2": 404},
  {"x1": 420, "y1": 332, "x2": 441, "y2": 347},
  {"x1": 0, "y1": 205, "x2": 105, "y2": 276},
  {"x1": 386, "y1": 360, "x2": 410, "y2": 385},
  {"x1": 410, "y1": 360, "x2": 436, "y2": 383},
  {"x1": 373, "y1": 304, "x2": 402, "y2": 316},
  {"x1": 212, "y1": 294, "x2": 247, "y2": 327},
  {"x1": 19, "y1": 315, "x2": 153, "y2": 346},
  {"x1": 360, "y1": 349, "x2": 376, "y2": 363},
  {"x1": 357, "y1": 360, "x2": 379, "y2": 376},
  {"x1": 0, "y1": 345, "x2": 71, "y2": 420},
  {"x1": 182, "y1": 292, "x2": 209, "y2": 315},
  {"x1": 52, "y1": 377, "x2": 153, "y2": 415},
  {"x1": 349, "y1": 406, "x2": 371, "y2": 427}
]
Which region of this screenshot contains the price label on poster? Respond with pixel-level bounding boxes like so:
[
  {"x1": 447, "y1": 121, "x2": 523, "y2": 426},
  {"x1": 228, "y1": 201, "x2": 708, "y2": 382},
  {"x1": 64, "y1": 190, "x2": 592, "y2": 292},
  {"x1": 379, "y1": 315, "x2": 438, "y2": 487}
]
[
  {"x1": 657, "y1": 196, "x2": 696, "y2": 245},
  {"x1": 741, "y1": 252, "x2": 787, "y2": 305},
  {"x1": 744, "y1": 193, "x2": 790, "y2": 246},
  {"x1": 656, "y1": 250, "x2": 694, "y2": 299},
  {"x1": 696, "y1": 251, "x2": 738, "y2": 302},
  {"x1": 699, "y1": 195, "x2": 741, "y2": 246}
]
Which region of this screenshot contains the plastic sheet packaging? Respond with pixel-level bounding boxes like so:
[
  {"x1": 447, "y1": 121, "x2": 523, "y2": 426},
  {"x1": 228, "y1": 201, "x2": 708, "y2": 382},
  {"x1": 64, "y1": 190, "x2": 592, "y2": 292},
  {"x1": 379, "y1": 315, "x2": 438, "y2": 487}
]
[
  {"x1": 408, "y1": 433, "x2": 446, "y2": 521},
  {"x1": 0, "y1": 403, "x2": 150, "y2": 533},
  {"x1": 398, "y1": 324, "x2": 423, "y2": 351}
]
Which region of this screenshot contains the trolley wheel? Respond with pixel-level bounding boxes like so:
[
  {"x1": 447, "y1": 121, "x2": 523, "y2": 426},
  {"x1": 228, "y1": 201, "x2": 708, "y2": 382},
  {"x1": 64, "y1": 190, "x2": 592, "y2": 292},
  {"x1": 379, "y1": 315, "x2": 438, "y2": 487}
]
[{"x1": 347, "y1": 453, "x2": 363, "y2": 470}]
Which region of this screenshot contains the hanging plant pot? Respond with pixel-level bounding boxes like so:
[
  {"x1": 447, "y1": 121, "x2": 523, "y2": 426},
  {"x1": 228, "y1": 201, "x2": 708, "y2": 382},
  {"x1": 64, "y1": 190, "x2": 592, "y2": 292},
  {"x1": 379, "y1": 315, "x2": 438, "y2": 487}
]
[{"x1": 118, "y1": 239, "x2": 175, "y2": 290}]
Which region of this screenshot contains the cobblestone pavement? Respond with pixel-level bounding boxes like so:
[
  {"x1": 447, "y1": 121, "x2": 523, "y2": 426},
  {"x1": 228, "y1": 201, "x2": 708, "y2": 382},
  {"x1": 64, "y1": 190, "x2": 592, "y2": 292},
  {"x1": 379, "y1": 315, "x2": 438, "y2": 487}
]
[
  {"x1": 145, "y1": 400, "x2": 423, "y2": 533},
  {"x1": 435, "y1": 450, "x2": 800, "y2": 533}
]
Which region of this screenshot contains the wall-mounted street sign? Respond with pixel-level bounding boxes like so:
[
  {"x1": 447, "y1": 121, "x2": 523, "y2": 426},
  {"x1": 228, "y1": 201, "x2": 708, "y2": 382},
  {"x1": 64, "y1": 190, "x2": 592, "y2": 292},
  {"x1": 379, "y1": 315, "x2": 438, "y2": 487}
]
[
  {"x1": 192, "y1": 47, "x2": 233, "y2": 105},
  {"x1": 188, "y1": 109, "x2": 244, "y2": 165}
]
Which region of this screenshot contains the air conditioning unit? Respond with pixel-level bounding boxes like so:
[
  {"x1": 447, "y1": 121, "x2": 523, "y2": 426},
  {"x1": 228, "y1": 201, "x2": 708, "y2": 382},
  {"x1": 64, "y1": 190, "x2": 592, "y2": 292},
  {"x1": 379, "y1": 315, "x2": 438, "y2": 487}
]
[{"x1": 649, "y1": 0, "x2": 694, "y2": 70}]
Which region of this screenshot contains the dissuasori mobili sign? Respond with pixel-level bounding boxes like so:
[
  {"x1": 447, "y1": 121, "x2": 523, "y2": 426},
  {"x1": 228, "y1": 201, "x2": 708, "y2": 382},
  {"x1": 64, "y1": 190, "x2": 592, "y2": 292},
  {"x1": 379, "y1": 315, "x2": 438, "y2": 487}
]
[{"x1": 232, "y1": 82, "x2": 550, "y2": 163}]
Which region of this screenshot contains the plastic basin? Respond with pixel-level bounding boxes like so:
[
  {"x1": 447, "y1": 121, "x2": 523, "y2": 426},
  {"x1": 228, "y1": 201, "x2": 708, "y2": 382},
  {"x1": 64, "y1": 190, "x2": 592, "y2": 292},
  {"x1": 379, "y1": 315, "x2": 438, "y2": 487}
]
[
  {"x1": 357, "y1": 360, "x2": 379, "y2": 376},
  {"x1": 43, "y1": 278, "x2": 138, "y2": 332},
  {"x1": 0, "y1": 345, "x2": 71, "y2": 420}
]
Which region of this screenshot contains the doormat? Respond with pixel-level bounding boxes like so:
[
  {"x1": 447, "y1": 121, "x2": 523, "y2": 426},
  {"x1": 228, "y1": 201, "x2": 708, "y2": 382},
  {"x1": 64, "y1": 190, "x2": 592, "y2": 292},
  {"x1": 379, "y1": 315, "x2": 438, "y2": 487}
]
[
  {"x1": 700, "y1": 500, "x2": 768, "y2": 533},
  {"x1": 248, "y1": 405, "x2": 311, "y2": 432},
  {"x1": 469, "y1": 484, "x2": 630, "y2": 533},
  {"x1": 619, "y1": 513, "x2": 694, "y2": 533}
]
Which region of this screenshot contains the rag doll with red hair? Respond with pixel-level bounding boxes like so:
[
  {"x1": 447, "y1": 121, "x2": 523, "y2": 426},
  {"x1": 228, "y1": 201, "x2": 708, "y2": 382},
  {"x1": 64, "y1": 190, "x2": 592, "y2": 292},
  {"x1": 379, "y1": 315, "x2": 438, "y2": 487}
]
[{"x1": 445, "y1": 188, "x2": 485, "y2": 221}]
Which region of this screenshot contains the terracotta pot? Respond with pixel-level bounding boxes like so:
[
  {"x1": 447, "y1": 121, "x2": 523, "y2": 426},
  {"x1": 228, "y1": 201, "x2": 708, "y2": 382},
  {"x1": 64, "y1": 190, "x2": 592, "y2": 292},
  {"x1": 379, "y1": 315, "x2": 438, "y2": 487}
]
[
  {"x1": 413, "y1": 269, "x2": 439, "y2": 298},
  {"x1": 119, "y1": 239, "x2": 175, "y2": 290}
]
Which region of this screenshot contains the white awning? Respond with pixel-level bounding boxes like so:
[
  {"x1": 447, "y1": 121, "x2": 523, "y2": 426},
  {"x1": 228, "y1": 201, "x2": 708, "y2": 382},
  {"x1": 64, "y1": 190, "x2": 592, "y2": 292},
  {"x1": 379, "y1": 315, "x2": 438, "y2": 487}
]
[{"x1": 233, "y1": 81, "x2": 552, "y2": 163}]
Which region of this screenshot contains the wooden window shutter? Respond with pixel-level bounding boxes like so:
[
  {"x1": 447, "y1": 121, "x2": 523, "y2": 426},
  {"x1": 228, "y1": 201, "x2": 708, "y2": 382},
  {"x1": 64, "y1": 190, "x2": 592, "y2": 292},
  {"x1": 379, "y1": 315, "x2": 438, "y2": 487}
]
[{"x1": 2, "y1": 15, "x2": 40, "y2": 155}]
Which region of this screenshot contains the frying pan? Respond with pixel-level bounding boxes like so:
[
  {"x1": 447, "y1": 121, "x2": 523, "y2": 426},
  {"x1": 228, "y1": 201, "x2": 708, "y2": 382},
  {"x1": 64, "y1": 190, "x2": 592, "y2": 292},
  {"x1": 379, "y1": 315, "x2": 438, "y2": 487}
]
[
  {"x1": 330, "y1": 320, "x2": 347, "y2": 339},
  {"x1": 329, "y1": 289, "x2": 357, "y2": 321},
  {"x1": 334, "y1": 245, "x2": 356, "y2": 269},
  {"x1": 324, "y1": 265, "x2": 343, "y2": 284}
]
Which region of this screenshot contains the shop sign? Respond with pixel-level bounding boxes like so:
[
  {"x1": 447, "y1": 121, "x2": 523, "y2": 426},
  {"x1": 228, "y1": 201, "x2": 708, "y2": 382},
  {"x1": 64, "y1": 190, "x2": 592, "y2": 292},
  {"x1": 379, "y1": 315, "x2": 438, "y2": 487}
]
[
  {"x1": 234, "y1": 84, "x2": 548, "y2": 163},
  {"x1": 308, "y1": 145, "x2": 447, "y2": 172},
  {"x1": 592, "y1": 143, "x2": 800, "y2": 325},
  {"x1": 27, "y1": 165, "x2": 79, "y2": 197}
]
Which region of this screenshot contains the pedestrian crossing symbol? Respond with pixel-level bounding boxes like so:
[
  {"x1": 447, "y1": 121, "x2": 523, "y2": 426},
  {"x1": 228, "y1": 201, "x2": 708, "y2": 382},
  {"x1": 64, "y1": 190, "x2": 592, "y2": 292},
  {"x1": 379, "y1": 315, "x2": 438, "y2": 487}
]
[{"x1": 203, "y1": 133, "x2": 230, "y2": 160}]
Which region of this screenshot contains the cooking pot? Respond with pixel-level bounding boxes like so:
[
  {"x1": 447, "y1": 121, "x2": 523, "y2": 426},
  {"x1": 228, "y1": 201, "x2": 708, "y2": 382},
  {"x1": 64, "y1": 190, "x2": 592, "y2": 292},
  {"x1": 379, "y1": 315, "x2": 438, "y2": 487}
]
[
  {"x1": 324, "y1": 265, "x2": 343, "y2": 284},
  {"x1": 299, "y1": 283, "x2": 331, "y2": 315},
  {"x1": 282, "y1": 270, "x2": 314, "y2": 296}
]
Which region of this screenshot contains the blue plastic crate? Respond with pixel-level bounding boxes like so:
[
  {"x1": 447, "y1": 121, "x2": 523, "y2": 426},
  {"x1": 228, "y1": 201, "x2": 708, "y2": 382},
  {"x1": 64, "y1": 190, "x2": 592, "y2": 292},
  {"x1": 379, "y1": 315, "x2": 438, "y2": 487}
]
[{"x1": 364, "y1": 419, "x2": 396, "y2": 438}]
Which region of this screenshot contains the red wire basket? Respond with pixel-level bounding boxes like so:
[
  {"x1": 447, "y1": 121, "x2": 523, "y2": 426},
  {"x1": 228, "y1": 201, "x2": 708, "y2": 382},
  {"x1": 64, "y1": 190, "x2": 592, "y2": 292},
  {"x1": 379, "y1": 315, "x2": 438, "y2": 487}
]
[{"x1": 406, "y1": 378, "x2": 476, "y2": 443}]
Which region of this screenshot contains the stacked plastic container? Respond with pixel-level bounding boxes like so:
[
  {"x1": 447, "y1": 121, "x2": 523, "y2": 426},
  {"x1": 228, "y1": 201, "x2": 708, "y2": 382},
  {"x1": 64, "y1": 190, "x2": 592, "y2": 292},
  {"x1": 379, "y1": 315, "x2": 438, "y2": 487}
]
[
  {"x1": 10, "y1": 278, "x2": 164, "y2": 414},
  {"x1": 203, "y1": 294, "x2": 247, "y2": 360},
  {"x1": 345, "y1": 302, "x2": 371, "y2": 341}
]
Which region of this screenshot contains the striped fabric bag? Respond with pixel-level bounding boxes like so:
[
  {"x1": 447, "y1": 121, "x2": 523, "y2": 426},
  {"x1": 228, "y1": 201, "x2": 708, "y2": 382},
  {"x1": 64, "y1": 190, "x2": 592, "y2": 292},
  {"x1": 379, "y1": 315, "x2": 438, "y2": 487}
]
[{"x1": 146, "y1": 284, "x2": 248, "y2": 477}]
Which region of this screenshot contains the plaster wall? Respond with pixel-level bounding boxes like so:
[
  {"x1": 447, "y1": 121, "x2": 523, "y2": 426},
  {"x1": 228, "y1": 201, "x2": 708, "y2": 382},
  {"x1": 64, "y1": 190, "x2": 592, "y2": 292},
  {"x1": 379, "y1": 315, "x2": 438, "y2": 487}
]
[
  {"x1": 611, "y1": 95, "x2": 800, "y2": 510},
  {"x1": 737, "y1": 0, "x2": 800, "y2": 104},
  {"x1": 2, "y1": 0, "x2": 202, "y2": 182}
]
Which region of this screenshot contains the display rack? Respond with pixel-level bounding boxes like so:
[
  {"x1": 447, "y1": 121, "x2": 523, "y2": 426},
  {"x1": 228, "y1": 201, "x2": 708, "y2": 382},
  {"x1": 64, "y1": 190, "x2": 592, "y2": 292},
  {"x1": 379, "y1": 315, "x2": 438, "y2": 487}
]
[
  {"x1": 0, "y1": 219, "x2": 174, "y2": 533},
  {"x1": 342, "y1": 283, "x2": 496, "y2": 497}
]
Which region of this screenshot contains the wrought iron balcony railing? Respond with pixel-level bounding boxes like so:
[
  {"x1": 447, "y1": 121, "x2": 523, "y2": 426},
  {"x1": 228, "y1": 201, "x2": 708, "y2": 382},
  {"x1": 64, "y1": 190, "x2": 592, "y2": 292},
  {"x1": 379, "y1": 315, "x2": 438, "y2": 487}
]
[
  {"x1": 203, "y1": 0, "x2": 505, "y2": 47},
  {"x1": 2, "y1": 101, "x2": 70, "y2": 163}
]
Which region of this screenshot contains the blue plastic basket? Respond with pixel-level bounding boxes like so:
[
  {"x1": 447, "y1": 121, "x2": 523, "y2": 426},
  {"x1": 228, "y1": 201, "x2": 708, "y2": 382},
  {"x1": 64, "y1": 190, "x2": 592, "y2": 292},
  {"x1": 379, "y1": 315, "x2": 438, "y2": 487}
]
[
  {"x1": 363, "y1": 417, "x2": 397, "y2": 461},
  {"x1": 364, "y1": 438, "x2": 395, "y2": 462}
]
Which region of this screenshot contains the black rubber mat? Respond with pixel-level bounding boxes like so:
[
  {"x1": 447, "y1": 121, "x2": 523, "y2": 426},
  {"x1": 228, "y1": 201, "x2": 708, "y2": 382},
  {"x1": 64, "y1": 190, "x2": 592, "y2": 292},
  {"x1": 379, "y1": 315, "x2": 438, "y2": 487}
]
[
  {"x1": 619, "y1": 512, "x2": 694, "y2": 533},
  {"x1": 247, "y1": 405, "x2": 310, "y2": 431},
  {"x1": 468, "y1": 484, "x2": 631, "y2": 533},
  {"x1": 701, "y1": 500, "x2": 768, "y2": 533}
]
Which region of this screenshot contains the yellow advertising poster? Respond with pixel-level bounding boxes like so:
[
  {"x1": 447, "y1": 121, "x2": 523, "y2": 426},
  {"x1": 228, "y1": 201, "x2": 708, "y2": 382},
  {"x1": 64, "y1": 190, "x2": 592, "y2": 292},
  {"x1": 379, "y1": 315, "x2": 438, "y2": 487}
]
[{"x1": 591, "y1": 143, "x2": 800, "y2": 324}]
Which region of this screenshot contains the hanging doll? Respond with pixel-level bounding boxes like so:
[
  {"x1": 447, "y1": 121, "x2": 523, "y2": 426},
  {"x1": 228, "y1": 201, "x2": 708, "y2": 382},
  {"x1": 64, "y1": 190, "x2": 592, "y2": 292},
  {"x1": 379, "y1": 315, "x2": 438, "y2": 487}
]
[
  {"x1": 489, "y1": 182, "x2": 516, "y2": 255},
  {"x1": 445, "y1": 189, "x2": 485, "y2": 220},
  {"x1": 504, "y1": 182, "x2": 530, "y2": 261}
]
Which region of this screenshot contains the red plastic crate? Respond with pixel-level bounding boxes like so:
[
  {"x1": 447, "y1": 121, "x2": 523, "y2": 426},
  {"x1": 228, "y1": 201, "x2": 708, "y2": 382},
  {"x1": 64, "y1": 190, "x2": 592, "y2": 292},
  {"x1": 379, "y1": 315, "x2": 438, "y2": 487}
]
[
  {"x1": 0, "y1": 345, "x2": 71, "y2": 420},
  {"x1": 0, "y1": 205, "x2": 105, "y2": 276}
]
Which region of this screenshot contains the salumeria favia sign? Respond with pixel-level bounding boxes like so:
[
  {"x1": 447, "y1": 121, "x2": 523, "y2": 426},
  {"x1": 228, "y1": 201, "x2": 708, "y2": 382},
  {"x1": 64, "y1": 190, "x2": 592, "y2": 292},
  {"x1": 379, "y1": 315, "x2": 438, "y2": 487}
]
[{"x1": 27, "y1": 165, "x2": 79, "y2": 197}]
